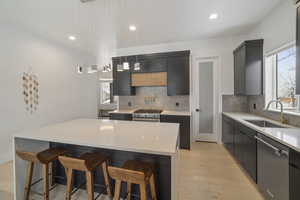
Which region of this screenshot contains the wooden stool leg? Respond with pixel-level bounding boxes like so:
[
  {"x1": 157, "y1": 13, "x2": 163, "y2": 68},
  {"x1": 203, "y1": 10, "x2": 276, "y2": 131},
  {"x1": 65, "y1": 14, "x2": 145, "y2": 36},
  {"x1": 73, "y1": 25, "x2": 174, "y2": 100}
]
[
  {"x1": 127, "y1": 182, "x2": 132, "y2": 200},
  {"x1": 149, "y1": 174, "x2": 157, "y2": 200},
  {"x1": 114, "y1": 180, "x2": 122, "y2": 200},
  {"x1": 65, "y1": 168, "x2": 73, "y2": 200},
  {"x1": 43, "y1": 164, "x2": 49, "y2": 200},
  {"x1": 86, "y1": 171, "x2": 94, "y2": 200},
  {"x1": 24, "y1": 162, "x2": 34, "y2": 200},
  {"x1": 101, "y1": 161, "x2": 112, "y2": 197},
  {"x1": 139, "y1": 183, "x2": 147, "y2": 200}
]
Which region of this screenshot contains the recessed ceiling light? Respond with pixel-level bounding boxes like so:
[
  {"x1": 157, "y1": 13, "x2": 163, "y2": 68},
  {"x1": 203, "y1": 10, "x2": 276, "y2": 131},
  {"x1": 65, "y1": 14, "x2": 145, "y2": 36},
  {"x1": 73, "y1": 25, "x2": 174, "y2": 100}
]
[
  {"x1": 209, "y1": 13, "x2": 219, "y2": 20},
  {"x1": 129, "y1": 25, "x2": 137, "y2": 31},
  {"x1": 68, "y1": 35, "x2": 76, "y2": 41}
]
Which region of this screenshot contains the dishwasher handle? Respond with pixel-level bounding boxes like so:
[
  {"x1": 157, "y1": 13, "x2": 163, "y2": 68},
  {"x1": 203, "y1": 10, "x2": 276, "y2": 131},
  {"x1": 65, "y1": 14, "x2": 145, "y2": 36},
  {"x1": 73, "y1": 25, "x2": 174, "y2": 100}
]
[{"x1": 255, "y1": 136, "x2": 289, "y2": 157}]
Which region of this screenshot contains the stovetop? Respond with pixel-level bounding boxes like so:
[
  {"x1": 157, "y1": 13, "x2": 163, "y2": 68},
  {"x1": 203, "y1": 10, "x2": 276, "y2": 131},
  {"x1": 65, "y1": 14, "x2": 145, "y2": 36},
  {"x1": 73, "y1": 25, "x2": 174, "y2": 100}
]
[{"x1": 134, "y1": 109, "x2": 163, "y2": 114}]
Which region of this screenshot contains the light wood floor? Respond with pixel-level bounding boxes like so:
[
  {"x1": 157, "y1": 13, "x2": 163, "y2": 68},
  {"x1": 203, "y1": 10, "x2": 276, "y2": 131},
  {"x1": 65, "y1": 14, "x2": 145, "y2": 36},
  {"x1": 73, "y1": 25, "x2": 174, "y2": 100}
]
[{"x1": 0, "y1": 142, "x2": 264, "y2": 200}]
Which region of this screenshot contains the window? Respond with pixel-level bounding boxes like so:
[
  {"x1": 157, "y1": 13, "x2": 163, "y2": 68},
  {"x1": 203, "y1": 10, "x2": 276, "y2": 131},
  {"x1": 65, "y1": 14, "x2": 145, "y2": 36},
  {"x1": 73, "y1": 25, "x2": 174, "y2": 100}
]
[
  {"x1": 100, "y1": 81, "x2": 114, "y2": 104},
  {"x1": 265, "y1": 45, "x2": 298, "y2": 111}
]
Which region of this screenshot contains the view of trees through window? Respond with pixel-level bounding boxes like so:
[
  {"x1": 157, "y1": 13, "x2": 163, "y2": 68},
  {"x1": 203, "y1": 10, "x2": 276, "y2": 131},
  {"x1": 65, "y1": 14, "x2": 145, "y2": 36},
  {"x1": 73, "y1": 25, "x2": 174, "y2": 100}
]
[
  {"x1": 100, "y1": 82, "x2": 113, "y2": 104},
  {"x1": 276, "y1": 46, "x2": 297, "y2": 109}
]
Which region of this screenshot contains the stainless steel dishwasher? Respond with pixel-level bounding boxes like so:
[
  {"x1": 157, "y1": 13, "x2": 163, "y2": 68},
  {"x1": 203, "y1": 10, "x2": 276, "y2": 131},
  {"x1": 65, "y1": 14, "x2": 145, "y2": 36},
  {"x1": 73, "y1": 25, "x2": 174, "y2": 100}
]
[{"x1": 256, "y1": 133, "x2": 289, "y2": 200}]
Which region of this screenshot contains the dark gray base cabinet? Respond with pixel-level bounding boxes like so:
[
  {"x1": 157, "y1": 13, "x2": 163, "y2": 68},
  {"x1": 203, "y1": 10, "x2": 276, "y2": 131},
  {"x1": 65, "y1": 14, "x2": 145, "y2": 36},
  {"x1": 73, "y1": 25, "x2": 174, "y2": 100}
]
[
  {"x1": 222, "y1": 115, "x2": 235, "y2": 155},
  {"x1": 222, "y1": 114, "x2": 257, "y2": 182},
  {"x1": 235, "y1": 123, "x2": 257, "y2": 182},
  {"x1": 290, "y1": 150, "x2": 300, "y2": 200},
  {"x1": 109, "y1": 113, "x2": 133, "y2": 121},
  {"x1": 160, "y1": 115, "x2": 190, "y2": 150}
]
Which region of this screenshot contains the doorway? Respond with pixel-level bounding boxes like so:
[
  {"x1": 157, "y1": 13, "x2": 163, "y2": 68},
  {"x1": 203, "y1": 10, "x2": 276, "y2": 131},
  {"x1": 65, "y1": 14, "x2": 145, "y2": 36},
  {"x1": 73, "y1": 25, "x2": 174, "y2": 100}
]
[{"x1": 193, "y1": 57, "x2": 220, "y2": 143}]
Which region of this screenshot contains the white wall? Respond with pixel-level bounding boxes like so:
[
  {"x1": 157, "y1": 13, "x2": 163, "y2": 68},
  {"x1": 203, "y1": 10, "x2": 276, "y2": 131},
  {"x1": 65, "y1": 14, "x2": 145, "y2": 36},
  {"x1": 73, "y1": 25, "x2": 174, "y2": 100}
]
[
  {"x1": 0, "y1": 24, "x2": 98, "y2": 163},
  {"x1": 247, "y1": 0, "x2": 296, "y2": 53}
]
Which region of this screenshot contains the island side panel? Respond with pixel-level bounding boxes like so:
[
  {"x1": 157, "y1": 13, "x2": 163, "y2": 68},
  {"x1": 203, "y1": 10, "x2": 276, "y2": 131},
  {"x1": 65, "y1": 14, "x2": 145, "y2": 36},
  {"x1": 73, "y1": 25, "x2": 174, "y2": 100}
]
[
  {"x1": 50, "y1": 142, "x2": 172, "y2": 200},
  {"x1": 13, "y1": 138, "x2": 50, "y2": 200}
]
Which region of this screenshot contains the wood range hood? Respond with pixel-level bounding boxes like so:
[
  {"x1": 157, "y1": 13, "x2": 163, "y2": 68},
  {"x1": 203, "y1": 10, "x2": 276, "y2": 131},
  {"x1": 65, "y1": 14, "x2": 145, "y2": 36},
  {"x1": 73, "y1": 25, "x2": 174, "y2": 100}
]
[{"x1": 131, "y1": 72, "x2": 167, "y2": 87}]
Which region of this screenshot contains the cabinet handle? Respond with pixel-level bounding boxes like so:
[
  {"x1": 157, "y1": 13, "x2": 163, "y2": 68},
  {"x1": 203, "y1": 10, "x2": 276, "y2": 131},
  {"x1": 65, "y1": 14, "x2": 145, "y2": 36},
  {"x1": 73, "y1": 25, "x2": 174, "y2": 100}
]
[{"x1": 255, "y1": 136, "x2": 287, "y2": 156}]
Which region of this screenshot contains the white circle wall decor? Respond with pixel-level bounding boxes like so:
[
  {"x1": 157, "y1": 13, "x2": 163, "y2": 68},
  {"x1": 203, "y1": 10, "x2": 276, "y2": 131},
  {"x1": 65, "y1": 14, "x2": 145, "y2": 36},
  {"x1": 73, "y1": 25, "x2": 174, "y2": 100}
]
[{"x1": 22, "y1": 71, "x2": 39, "y2": 114}]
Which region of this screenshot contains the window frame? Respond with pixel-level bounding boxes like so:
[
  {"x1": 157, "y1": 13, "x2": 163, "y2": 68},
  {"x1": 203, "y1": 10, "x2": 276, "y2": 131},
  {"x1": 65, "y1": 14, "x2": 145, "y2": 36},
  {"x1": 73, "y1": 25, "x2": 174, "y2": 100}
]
[
  {"x1": 99, "y1": 79, "x2": 114, "y2": 105},
  {"x1": 265, "y1": 42, "x2": 298, "y2": 111}
]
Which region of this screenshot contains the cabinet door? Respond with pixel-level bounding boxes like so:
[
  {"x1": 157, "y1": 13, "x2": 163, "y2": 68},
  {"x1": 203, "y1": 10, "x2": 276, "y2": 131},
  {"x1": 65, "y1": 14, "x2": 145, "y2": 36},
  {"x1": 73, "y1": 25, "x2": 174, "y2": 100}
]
[
  {"x1": 112, "y1": 59, "x2": 136, "y2": 96},
  {"x1": 222, "y1": 115, "x2": 235, "y2": 155},
  {"x1": 109, "y1": 113, "x2": 132, "y2": 121},
  {"x1": 238, "y1": 124, "x2": 257, "y2": 182},
  {"x1": 234, "y1": 124, "x2": 243, "y2": 163},
  {"x1": 290, "y1": 165, "x2": 300, "y2": 200},
  {"x1": 290, "y1": 150, "x2": 300, "y2": 200},
  {"x1": 160, "y1": 115, "x2": 190, "y2": 150},
  {"x1": 296, "y1": 6, "x2": 300, "y2": 95},
  {"x1": 167, "y1": 56, "x2": 190, "y2": 96},
  {"x1": 134, "y1": 58, "x2": 167, "y2": 73},
  {"x1": 234, "y1": 46, "x2": 246, "y2": 95}
]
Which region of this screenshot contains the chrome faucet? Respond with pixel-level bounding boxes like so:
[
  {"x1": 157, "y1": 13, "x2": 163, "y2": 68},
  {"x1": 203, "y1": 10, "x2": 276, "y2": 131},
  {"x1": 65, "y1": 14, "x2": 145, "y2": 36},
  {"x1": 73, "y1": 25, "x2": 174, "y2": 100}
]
[{"x1": 265, "y1": 100, "x2": 287, "y2": 124}]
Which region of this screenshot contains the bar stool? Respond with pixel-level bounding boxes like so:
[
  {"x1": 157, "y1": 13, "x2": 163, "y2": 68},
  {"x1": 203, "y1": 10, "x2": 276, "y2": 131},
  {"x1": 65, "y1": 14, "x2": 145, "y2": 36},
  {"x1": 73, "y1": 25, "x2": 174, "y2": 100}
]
[
  {"x1": 108, "y1": 160, "x2": 157, "y2": 200},
  {"x1": 58, "y1": 152, "x2": 112, "y2": 200},
  {"x1": 16, "y1": 147, "x2": 68, "y2": 200}
]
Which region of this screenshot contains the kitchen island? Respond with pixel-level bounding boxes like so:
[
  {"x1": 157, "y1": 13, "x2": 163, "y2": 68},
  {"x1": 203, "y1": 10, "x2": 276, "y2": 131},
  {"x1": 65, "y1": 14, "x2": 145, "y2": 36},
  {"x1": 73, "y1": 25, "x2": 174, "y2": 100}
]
[{"x1": 13, "y1": 119, "x2": 179, "y2": 200}]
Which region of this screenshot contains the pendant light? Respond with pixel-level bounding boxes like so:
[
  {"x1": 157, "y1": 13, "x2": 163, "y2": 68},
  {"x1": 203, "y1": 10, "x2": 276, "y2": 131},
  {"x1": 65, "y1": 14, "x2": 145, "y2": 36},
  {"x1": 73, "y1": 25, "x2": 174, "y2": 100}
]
[
  {"x1": 134, "y1": 55, "x2": 141, "y2": 71},
  {"x1": 133, "y1": 23, "x2": 141, "y2": 71},
  {"x1": 123, "y1": 57, "x2": 130, "y2": 70},
  {"x1": 117, "y1": 57, "x2": 123, "y2": 72}
]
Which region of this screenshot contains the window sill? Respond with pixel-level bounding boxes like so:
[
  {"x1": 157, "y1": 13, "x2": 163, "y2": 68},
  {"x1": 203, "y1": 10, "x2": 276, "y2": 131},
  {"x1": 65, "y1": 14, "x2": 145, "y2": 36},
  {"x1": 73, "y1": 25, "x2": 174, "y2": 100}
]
[{"x1": 265, "y1": 108, "x2": 300, "y2": 117}]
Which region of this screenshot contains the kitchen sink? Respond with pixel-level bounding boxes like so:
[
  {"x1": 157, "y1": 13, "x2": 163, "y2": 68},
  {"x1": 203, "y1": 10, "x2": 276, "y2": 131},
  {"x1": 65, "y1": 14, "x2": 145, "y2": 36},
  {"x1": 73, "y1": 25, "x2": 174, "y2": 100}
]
[{"x1": 245, "y1": 120, "x2": 286, "y2": 128}]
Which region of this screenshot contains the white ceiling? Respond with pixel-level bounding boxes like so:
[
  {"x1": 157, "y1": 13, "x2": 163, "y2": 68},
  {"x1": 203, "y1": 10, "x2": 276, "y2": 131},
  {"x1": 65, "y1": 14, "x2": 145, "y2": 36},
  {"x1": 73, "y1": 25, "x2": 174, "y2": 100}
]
[{"x1": 0, "y1": 0, "x2": 282, "y2": 55}]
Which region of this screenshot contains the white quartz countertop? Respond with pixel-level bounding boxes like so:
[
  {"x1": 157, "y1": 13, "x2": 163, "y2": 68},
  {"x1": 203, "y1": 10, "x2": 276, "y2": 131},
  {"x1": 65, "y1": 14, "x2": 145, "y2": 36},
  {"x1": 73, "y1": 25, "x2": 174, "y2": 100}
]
[
  {"x1": 223, "y1": 112, "x2": 300, "y2": 152},
  {"x1": 109, "y1": 109, "x2": 190, "y2": 116},
  {"x1": 14, "y1": 119, "x2": 179, "y2": 156}
]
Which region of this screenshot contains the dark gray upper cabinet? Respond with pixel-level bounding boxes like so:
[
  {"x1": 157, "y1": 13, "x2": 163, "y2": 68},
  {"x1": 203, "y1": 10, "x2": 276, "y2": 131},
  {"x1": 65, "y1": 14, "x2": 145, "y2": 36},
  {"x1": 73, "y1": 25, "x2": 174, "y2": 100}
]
[
  {"x1": 234, "y1": 39, "x2": 264, "y2": 95},
  {"x1": 167, "y1": 55, "x2": 190, "y2": 96},
  {"x1": 296, "y1": 5, "x2": 300, "y2": 94},
  {"x1": 132, "y1": 57, "x2": 167, "y2": 73},
  {"x1": 112, "y1": 51, "x2": 190, "y2": 96},
  {"x1": 112, "y1": 58, "x2": 136, "y2": 96}
]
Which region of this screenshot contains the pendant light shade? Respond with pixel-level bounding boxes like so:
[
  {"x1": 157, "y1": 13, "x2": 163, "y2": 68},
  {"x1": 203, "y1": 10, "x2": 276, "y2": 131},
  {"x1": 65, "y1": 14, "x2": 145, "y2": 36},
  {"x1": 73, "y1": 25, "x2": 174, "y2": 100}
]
[
  {"x1": 123, "y1": 57, "x2": 130, "y2": 70},
  {"x1": 123, "y1": 62, "x2": 130, "y2": 70},
  {"x1": 134, "y1": 55, "x2": 141, "y2": 71}
]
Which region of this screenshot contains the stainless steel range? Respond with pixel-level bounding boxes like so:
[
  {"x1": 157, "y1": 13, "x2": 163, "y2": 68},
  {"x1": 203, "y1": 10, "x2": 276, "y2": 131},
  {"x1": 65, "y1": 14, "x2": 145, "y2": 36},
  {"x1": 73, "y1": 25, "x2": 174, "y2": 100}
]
[{"x1": 133, "y1": 109, "x2": 163, "y2": 122}]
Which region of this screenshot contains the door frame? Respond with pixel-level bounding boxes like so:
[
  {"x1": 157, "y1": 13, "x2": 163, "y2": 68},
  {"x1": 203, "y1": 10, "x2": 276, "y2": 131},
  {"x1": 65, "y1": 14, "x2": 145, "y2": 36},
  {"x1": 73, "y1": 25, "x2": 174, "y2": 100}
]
[{"x1": 191, "y1": 56, "x2": 222, "y2": 143}]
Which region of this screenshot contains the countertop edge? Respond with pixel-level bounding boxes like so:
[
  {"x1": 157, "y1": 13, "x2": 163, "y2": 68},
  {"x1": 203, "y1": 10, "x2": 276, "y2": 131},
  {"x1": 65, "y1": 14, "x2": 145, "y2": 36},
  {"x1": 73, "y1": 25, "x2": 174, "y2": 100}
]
[
  {"x1": 109, "y1": 110, "x2": 191, "y2": 116},
  {"x1": 13, "y1": 134, "x2": 178, "y2": 157},
  {"x1": 222, "y1": 112, "x2": 300, "y2": 153}
]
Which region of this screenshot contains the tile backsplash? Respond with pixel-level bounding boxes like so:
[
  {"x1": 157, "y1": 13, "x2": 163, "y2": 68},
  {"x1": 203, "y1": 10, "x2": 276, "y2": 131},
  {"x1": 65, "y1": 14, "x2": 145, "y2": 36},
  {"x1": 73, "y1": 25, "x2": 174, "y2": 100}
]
[
  {"x1": 222, "y1": 94, "x2": 300, "y2": 127},
  {"x1": 119, "y1": 87, "x2": 189, "y2": 111},
  {"x1": 222, "y1": 95, "x2": 249, "y2": 112}
]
